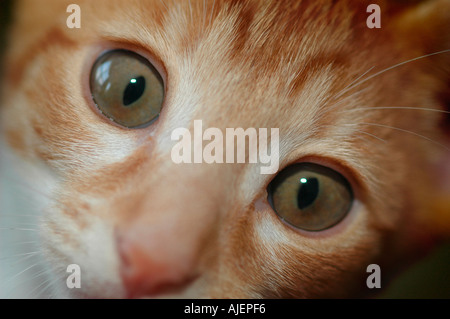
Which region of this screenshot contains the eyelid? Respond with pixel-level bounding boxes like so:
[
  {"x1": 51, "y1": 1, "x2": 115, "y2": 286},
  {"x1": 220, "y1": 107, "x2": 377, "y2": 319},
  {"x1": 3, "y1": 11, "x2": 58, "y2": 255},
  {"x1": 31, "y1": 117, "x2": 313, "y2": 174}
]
[
  {"x1": 81, "y1": 41, "x2": 168, "y2": 131},
  {"x1": 97, "y1": 38, "x2": 168, "y2": 87},
  {"x1": 263, "y1": 156, "x2": 365, "y2": 238},
  {"x1": 276, "y1": 199, "x2": 362, "y2": 239},
  {"x1": 272, "y1": 155, "x2": 367, "y2": 205}
]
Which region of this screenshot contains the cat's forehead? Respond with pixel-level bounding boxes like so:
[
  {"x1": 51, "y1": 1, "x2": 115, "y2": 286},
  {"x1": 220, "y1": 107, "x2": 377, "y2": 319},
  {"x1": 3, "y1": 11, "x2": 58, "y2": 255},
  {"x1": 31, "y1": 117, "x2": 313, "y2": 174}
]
[
  {"x1": 85, "y1": 0, "x2": 367, "y2": 77},
  {"x1": 6, "y1": 0, "x2": 438, "y2": 204},
  {"x1": 13, "y1": 0, "x2": 369, "y2": 83},
  {"x1": 7, "y1": 0, "x2": 402, "y2": 193},
  {"x1": 6, "y1": 1, "x2": 369, "y2": 139}
]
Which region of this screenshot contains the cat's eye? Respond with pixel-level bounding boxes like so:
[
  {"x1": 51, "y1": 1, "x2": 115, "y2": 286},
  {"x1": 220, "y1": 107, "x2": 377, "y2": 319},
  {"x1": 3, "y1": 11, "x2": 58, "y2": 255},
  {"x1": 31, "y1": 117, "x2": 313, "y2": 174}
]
[
  {"x1": 90, "y1": 50, "x2": 164, "y2": 128},
  {"x1": 267, "y1": 163, "x2": 353, "y2": 232}
]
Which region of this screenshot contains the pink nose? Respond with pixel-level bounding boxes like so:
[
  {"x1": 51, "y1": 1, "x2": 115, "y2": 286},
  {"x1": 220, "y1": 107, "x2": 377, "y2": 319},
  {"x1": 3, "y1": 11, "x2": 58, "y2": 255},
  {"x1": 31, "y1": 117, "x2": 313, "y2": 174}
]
[
  {"x1": 116, "y1": 227, "x2": 197, "y2": 298},
  {"x1": 112, "y1": 163, "x2": 220, "y2": 298}
]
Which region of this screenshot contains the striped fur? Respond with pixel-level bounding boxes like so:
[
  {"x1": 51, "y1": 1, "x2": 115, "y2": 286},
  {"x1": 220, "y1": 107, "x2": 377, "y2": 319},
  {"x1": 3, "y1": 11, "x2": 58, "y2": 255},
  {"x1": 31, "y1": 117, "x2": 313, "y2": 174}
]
[{"x1": 0, "y1": 0, "x2": 449, "y2": 298}]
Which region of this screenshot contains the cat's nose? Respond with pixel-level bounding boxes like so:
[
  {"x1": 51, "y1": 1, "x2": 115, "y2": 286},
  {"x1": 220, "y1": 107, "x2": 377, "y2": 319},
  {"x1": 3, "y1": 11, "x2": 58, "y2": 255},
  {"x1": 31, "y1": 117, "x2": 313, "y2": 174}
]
[
  {"x1": 113, "y1": 163, "x2": 221, "y2": 298},
  {"x1": 116, "y1": 225, "x2": 200, "y2": 298}
]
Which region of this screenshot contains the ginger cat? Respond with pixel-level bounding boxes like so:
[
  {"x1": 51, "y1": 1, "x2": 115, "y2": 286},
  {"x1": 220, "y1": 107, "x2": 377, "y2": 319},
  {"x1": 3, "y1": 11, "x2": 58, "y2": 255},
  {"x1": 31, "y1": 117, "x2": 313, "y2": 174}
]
[{"x1": 0, "y1": 0, "x2": 449, "y2": 298}]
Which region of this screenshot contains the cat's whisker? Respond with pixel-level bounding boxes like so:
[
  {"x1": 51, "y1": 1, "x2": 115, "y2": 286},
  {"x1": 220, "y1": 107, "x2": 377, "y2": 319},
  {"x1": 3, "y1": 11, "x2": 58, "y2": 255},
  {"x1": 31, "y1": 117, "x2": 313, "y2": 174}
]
[
  {"x1": 26, "y1": 269, "x2": 56, "y2": 298},
  {"x1": 30, "y1": 266, "x2": 68, "y2": 299},
  {"x1": 0, "y1": 221, "x2": 40, "y2": 226},
  {"x1": 344, "y1": 122, "x2": 450, "y2": 151},
  {"x1": 47, "y1": 270, "x2": 69, "y2": 299},
  {"x1": 4, "y1": 261, "x2": 48, "y2": 299},
  {"x1": 0, "y1": 255, "x2": 40, "y2": 277},
  {"x1": 339, "y1": 106, "x2": 450, "y2": 114},
  {"x1": 0, "y1": 174, "x2": 54, "y2": 202},
  {"x1": 0, "y1": 252, "x2": 40, "y2": 262},
  {"x1": 0, "y1": 219, "x2": 40, "y2": 226},
  {"x1": 0, "y1": 240, "x2": 38, "y2": 247},
  {"x1": 0, "y1": 172, "x2": 69, "y2": 209},
  {"x1": 320, "y1": 50, "x2": 450, "y2": 120},
  {"x1": 11, "y1": 264, "x2": 60, "y2": 299},
  {"x1": 28, "y1": 267, "x2": 49, "y2": 281},
  {"x1": 337, "y1": 49, "x2": 450, "y2": 98},
  {"x1": 354, "y1": 129, "x2": 387, "y2": 143},
  {"x1": 333, "y1": 66, "x2": 375, "y2": 101},
  {"x1": 3, "y1": 262, "x2": 39, "y2": 285},
  {"x1": 0, "y1": 227, "x2": 37, "y2": 232},
  {"x1": 1, "y1": 0, "x2": 448, "y2": 300},
  {"x1": 22, "y1": 268, "x2": 51, "y2": 297},
  {"x1": 0, "y1": 244, "x2": 39, "y2": 257},
  {"x1": 5, "y1": 262, "x2": 49, "y2": 297},
  {"x1": 0, "y1": 213, "x2": 39, "y2": 218},
  {"x1": 317, "y1": 87, "x2": 370, "y2": 119},
  {"x1": 13, "y1": 269, "x2": 48, "y2": 297},
  {"x1": 27, "y1": 278, "x2": 51, "y2": 298}
]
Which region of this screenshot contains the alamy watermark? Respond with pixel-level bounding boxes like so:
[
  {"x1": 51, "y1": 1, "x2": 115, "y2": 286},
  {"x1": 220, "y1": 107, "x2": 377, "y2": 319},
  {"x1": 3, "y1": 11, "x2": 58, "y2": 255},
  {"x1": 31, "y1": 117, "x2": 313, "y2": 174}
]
[
  {"x1": 65, "y1": 3, "x2": 381, "y2": 29},
  {"x1": 64, "y1": 263, "x2": 381, "y2": 290},
  {"x1": 366, "y1": 4, "x2": 381, "y2": 29},
  {"x1": 170, "y1": 120, "x2": 280, "y2": 175},
  {"x1": 66, "y1": 4, "x2": 81, "y2": 29},
  {"x1": 366, "y1": 264, "x2": 381, "y2": 289},
  {"x1": 66, "y1": 264, "x2": 81, "y2": 289}
]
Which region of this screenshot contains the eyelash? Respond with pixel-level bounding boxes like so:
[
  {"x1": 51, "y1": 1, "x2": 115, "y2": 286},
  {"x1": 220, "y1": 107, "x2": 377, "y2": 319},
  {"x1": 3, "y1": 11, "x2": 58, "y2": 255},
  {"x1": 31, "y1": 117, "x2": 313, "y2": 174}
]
[
  {"x1": 275, "y1": 155, "x2": 365, "y2": 201},
  {"x1": 264, "y1": 156, "x2": 364, "y2": 236},
  {"x1": 82, "y1": 43, "x2": 168, "y2": 131}
]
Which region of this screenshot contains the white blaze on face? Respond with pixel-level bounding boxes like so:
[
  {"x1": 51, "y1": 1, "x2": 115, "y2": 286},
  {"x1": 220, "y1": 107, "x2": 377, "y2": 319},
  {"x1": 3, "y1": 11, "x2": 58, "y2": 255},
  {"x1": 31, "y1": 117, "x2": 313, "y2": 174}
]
[{"x1": 170, "y1": 120, "x2": 279, "y2": 174}]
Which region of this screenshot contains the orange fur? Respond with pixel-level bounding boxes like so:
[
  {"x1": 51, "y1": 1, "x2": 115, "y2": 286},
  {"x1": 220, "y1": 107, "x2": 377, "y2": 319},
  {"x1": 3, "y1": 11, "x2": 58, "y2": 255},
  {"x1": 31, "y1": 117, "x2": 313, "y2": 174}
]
[{"x1": 0, "y1": 0, "x2": 449, "y2": 298}]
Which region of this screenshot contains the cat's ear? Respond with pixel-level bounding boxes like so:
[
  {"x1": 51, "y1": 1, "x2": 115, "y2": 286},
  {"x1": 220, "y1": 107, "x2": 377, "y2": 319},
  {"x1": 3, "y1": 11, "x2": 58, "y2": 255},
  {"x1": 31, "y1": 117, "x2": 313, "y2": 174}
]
[
  {"x1": 389, "y1": 0, "x2": 450, "y2": 239},
  {"x1": 388, "y1": 0, "x2": 450, "y2": 53}
]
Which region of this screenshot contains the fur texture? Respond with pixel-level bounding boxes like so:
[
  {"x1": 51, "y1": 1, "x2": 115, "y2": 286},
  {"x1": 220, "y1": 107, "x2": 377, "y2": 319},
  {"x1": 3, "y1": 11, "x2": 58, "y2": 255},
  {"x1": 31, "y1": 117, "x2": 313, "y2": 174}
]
[{"x1": 0, "y1": 0, "x2": 449, "y2": 298}]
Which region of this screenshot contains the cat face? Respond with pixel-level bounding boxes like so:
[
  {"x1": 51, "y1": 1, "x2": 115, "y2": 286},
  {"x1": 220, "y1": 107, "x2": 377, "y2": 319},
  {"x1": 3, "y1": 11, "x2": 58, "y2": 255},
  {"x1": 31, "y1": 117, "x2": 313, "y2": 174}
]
[{"x1": 0, "y1": 0, "x2": 449, "y2": 298}]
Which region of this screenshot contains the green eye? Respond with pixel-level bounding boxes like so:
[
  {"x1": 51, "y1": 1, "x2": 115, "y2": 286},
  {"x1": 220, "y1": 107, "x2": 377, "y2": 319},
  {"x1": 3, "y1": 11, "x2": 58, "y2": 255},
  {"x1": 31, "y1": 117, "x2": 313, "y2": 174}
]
[
  {"x1": 90, "y1": 50, "x2": 164, "y2": 128},
  {"x1": 267, "y1": 163, "x2": 353, "y2": 232}
]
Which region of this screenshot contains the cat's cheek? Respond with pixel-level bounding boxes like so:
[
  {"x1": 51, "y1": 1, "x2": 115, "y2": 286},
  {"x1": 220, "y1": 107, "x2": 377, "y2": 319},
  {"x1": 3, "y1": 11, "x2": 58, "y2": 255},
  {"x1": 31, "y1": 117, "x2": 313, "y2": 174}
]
[
  {"x1": 39, "y1": 209, "x2": 126, "y2": 298},
  {"x1": 253, "y1": 199, "x2": 375, "y2": 297}
]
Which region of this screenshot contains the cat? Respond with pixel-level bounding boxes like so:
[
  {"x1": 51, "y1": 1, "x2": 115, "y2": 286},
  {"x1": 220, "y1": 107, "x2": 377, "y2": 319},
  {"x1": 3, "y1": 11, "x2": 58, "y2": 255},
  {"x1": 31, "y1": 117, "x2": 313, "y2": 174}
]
[{"x1": 0, "y1": 0, "x2": 449, "y2": 298}]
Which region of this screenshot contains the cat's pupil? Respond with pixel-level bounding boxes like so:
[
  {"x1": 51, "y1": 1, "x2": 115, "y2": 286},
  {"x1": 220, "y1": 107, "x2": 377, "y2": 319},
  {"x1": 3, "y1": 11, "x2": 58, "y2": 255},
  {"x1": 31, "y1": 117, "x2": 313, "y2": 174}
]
[
  {"x1": 297, "y1": 177, "x2": 319, "y2": 209},
  {"x1": 123, "y1": 76, "x2": 146, "y2": 106}
]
